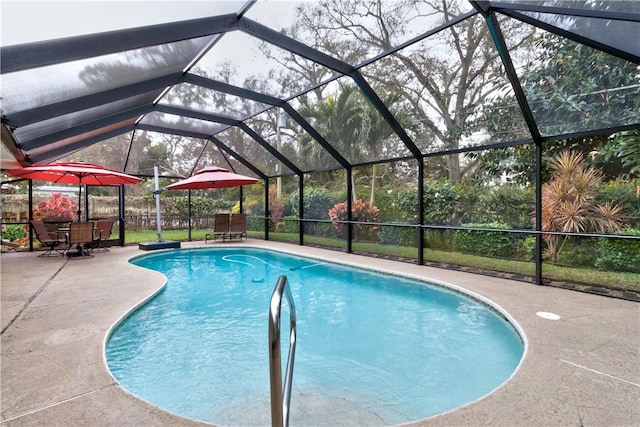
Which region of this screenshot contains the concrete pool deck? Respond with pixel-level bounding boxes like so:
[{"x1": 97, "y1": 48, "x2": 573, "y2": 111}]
[{"x1": 1, "y1": 240, "x2": 638, "y2": 426}]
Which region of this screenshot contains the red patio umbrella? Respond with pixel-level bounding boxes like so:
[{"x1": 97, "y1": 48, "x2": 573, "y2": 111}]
[
  {"x1": 7, "y1": 161, "x2": 142, "y2": 221},
  {"x1": 166, "y1": 166, "x2": 259, "y2": 190}
]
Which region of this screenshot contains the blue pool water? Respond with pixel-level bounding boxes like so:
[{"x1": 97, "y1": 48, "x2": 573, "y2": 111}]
[{"x1": 106, "y1": 248, "x2": 524, "y2": 426}]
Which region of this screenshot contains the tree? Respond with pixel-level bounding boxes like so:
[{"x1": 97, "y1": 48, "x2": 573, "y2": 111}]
[
  {"x1": 476, "y1": 27, "x2": 640, "y2": 184},
  {"x1": 276, "y1": 0, "x2": 532, "y2": 183},
  {"x1": 593, "y1": 130, "x2": 640, "y2": 178},
  {"x1": 359, "y1": 91, "x2": 412, "y2": 206},
  {"x1": 299, "y1": 85, "x2": 365, "y2": 199},
  {"x1": 521, "y1": 34, "x2": 640, "y2": 135},
  {"x1": 298, "y1": 84, "x2": 409, "y2": 206}
]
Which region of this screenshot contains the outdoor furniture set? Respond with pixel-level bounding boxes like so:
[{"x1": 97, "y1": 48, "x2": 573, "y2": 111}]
[{"x1": 31, "y1": 219, "x2": 115, "y2": 258}]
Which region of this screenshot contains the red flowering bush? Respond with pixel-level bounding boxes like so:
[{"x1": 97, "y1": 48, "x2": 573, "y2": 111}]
[
  {"x1": 328, "y1": 199, "x2": 380, "y2": 241},
  {"x1": 33, "y1": 193, "x2": 77, "y2": 222}
]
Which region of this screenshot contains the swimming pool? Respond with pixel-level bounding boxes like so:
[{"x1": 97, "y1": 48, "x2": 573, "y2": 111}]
[{"x1": 106, "y1": 247, "x2": 524, "y2": 426}]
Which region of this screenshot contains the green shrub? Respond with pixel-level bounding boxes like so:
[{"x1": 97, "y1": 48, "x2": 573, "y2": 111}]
[
  {"x1": 393, "y1": 189, "x2": 420, "y2": 223},
  {"x1": 378, "y1": 224, "x2": 417, "y2": 246},
  {"x1": 424, "y1": 229, "x2": 455, "y2": 251},
  {"x1": 395, "y1": 183, "x2": 462, "y2": 225},
  {"x1": 555, "y1": 238, "x2": 599, "y2": 267},
  {"x1": 522, "y1": 236, "x2": 537, "y2": 261},
  {"x1": 393, "y1": 183, "x2": 536, "y2": 230},
  {"x1": 595, "y1": 180, "x2": 639, "y2": 228},
  {"x1": 595, "y1": 229, "x2": 640, "y2": 273},
  {"x1": 453, "y1": 222, "x2": 527, "y2": 258},
  {"x1": 470, "y1": 185, "x2": 534, "y2": 228},
  {"x1": 2, "y1": 224, "x2": 27, "y2": 242},
  {"x1": 287, "y1": 187, "x2": 336, "y2": 219},
  {"x1": 423, "y1": 182, "x2": 462, "y2": 225},
  {"x1": 313, "y1": 221, "x2": 335, "y2": 238},
  {"x1": 246, "y1": 216, "x2": 264, "y2": 232},
  {"x1": 282, "y1": 216, "x2": 299, "y2": 234},
  {"x1": 286, "y1": 187, "x2": 339, "y2": 234},
  {"x1": 373, "y1": 186, "x2": 403, "y2": 222}
]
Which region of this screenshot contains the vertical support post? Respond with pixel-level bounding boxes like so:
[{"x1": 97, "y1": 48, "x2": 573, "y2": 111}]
[
  {"x1": 119, "y1": 185, "x2": 126, "y2": 246},
  {"x1": 535, "y1": 142, "x2": 543, "y2": 285},
  {"x1": 418, "y1": 159, "x2": 425, "y2": 265},
  {"x1": 28, "y1": 179, "x2": 34, "y2": 252},
  {"x1": 298, "y1": 174, "x2": 304, "y2": 246},
  {"x1": 154, "y1": 165, "x2": 163, "y2": 242},
  {"x1": 265, "y1": 177, "x2": 270, "y2": 241},
  {"x1": 479, "y1": 9, "x2": 544, "y2": 284},
  {"x1": 346, "y1": 168, "x2": 353, "y2": 253}
]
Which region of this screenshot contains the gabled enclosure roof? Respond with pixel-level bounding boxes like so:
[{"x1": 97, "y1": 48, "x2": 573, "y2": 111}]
[{"x1": 1, "y1": 0, "x2": 639, "y2": 179}]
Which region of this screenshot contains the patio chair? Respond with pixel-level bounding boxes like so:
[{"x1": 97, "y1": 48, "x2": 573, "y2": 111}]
[
  {"x1": 228, "y1": 213, "x2": 247, "y2": 241},
  {"x1": 92, "y1": 219, "x2": 115, "y2": 252},
  {"x1": 205, "y1": 213, "x2": 230, "y2": 243},
  {"x1": 30, "y1": 220, "x2": 65, "y2": 257},
  {"x1": 65, "y1": 222, "x2": 95, "y2": 258}
]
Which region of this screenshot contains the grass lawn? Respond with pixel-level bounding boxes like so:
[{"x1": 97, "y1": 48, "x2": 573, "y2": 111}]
[
  {"x1": 123, "y1": 229, "x2": 640, "y2": 292},
  {"x1": 123, "y1": 229, "x2": 211, "y2": 242}
]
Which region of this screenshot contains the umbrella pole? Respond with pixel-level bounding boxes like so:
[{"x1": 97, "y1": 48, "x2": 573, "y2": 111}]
[
  {"x1": 83, "y1": 184, "x2": 89, "y2": 222},
  {"x1": 77, "y1": 181, "x2": 82, "y2": 222},
  {"x1": 138, "y1": 166, "x2": 180, "y2": 251},
  {"x1": 154, "y1": 165, "x2": 163, "y2": 242}
]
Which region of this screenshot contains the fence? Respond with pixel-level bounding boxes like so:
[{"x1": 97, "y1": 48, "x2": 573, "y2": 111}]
[{"x1": 125, "y1": 215, "x2": 217, "y2": 231}]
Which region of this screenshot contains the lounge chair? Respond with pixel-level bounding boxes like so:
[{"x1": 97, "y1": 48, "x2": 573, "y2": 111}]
[
  {"x1": 30, "y1": 220, "x2": 65, "y2": 257},
  {"x1": 92, "y1": 219, "x2": 115, "y2": 252},
  {"x1": 65, "y1": 222, "x2": 95, "y2": 257},
  {"x1": 205, "y1": 213, "x2": 230, "y2": 243},
  {"x1": 228, "y1": 213, "x2": 247, "y2": 241}
]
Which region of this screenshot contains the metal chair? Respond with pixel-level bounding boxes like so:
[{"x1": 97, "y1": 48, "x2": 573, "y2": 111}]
[
  {"x1": 92, "y1": 219, "x2": 115, "y2": 252},
  {"x1": 30, "y1": 220, "x2": 65, "y2": 257},
  {"x1": 65, "y1": 222, "x2": 95, "y2": 258}
]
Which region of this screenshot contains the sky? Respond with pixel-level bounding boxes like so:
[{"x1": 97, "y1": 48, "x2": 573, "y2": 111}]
[
  {"x1": 0, "y1": 0, "x2": 308, "y2": 46},
  {"x1": 0, "y1": 0, "x2": 313, "y2": 92}
]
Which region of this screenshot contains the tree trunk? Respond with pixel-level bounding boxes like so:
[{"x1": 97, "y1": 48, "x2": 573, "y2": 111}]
[
  {"x1": 351, "y1": 173, "x2": 357, "y2": 202},
  {"x1": 369, "y1": 164, "x2": 376, "y2": 206},
  {"x1": 447, "y1": 153, "x2": 461, "y2": 183}
]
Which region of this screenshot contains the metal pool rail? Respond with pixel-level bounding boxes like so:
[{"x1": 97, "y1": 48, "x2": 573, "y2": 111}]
[{"x1": 268, "y1": 275, "x2": 297, "y2": 427}]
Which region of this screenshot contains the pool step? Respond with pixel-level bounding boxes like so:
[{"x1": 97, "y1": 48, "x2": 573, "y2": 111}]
[{"x1": 215, "y1": 393, "x2": 386, "y2": 426}]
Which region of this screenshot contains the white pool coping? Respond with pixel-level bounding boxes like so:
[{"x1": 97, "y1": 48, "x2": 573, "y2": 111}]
[{"x1": 1, "y1": 239, "x2": 638, "y2": 426}]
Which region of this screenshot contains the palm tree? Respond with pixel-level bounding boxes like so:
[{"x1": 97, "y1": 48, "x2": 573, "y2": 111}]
[
  {"x1": 299, "y1": 85, "x2": 364, "y2": 199},
  {"x1": 299, "y1": 84, "x2": 415, "y2": 207},
  {"x1": 359, "y1": 91, "x2": 412, "y2": 206}
]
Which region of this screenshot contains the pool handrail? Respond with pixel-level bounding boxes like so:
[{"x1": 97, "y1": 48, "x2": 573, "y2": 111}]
[{"x1": 268, "y1": 275, "x2": 297, "y2": 427}]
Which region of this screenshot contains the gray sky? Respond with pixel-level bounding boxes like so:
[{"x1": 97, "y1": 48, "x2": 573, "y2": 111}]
[{"x1": 1, "y1": 0, "x2": 307, "y2": 46}]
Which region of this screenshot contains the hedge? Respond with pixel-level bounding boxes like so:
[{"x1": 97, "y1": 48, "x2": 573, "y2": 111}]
[{"x1": 453, "y1": 222, "x2": 528, "y2": 258}]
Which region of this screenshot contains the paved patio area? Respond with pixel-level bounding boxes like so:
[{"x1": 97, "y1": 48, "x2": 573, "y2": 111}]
[{"x1": 1, "y1": 240, "x2": 638, "y2": 426}]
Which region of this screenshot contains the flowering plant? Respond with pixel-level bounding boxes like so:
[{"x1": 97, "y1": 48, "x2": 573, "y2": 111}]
[
  {"x1": 328, "y1": 199, "x2": 379, "y2": 241},
  {"x1": 33, "y1": 193, "x2": 77, "y2": 221}
]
